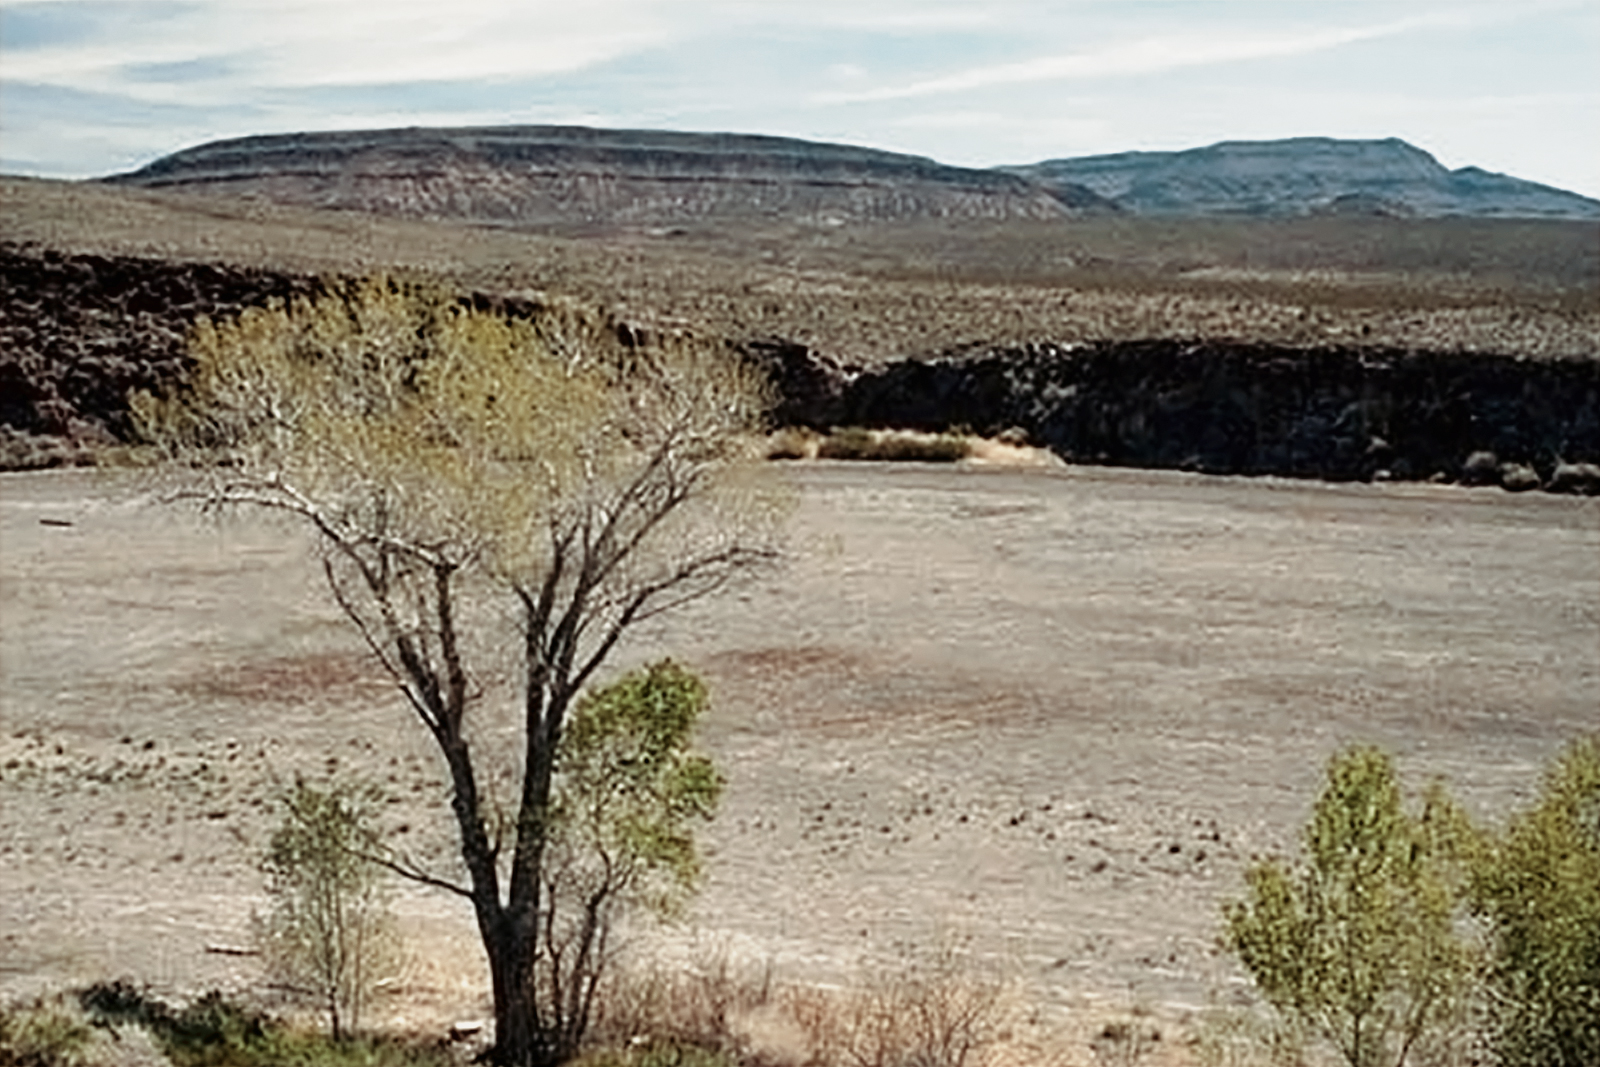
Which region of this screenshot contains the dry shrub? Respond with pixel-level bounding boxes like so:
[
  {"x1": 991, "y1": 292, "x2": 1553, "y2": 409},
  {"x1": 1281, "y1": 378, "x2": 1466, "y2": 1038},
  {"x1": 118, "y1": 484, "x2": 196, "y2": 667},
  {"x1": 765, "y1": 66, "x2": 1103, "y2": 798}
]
[
  {"x1": 569, "y1": 1046, "x2": 736, "y2": 1067},
  {"x1": 816, "y1": 428, "x2": 970, "y2": 463},
  {"x1": 0, "y1": 426, "x2": 97, "y2": 470},
  {"x1": 1089, "y1": 1014, "x2": 1163, "y2": 1067},
  {"x1": 766, "y1": 427, "x2": 823, "y2": 460},
  {"x1": 1498, "y1": 463, "x2": 1541, "y2": 492},
  {"x1": 769, "y1": 427, "x2": 1056, "y2": 466},
  {"x1": 590, "y1": 946, "x2": 776, "y2": 1060},
  {"x1": 1547, "y1": 461, "x2": 1600, "y2": 494},
  {"x1": 786, "y1": 945, "x2": 1014, "y2": 1067},
  {"x1": 1460, "y1": 450, "x2": 1500, "y2": 485},
  {"x1": 1190, "y1": 1005, "x2": 1315, "y2": 1067}
]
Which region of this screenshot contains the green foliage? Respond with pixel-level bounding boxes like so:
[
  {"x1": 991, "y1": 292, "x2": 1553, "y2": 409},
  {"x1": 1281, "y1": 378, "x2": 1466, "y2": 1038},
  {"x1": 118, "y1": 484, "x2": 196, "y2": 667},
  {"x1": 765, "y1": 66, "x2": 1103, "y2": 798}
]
[
  {"x1": 257, "y1": 778, "x2": 399, "y2": 1040},
  {"x1": 0, "y1": 995, "x2": 94, "y2": 1067},
  {"x1": 136, "y1": 274, "x2": 776, "y2": 1067},
  {"x1": 1470, "y1": 735, "x2": 1600, "y2": 1067},
  {"x1": 132, "y1": 276, "x2": 773, "y2": 578},
  {"x1": 553, "y1": 660, "x2": 724, "y2": 908},
  {"x1": 1223, "y1": 746, "x2": 1474, "y2": 1067},
  {"x1": 534, "y1": 661, "x2": 726, "y2": 1061},
  {"x1": 77, "y1": 984, "x2": 447, "y2": 1067}
]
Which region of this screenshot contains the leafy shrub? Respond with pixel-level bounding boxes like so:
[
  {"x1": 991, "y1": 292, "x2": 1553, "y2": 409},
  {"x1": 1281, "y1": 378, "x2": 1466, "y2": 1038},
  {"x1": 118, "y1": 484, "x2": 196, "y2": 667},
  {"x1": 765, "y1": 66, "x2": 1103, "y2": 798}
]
[
  {"x1": 77, "y1": 983, "x2": 447, "y2": 1067},
  {"x1": 535, "y1": 661, "x2": 727, "y2": 1061},
  {"x1": 1470, "y1": 735, "x2": 1600, "y2": 1067},
  {"x1": 0, "y1": 994, "x2": 94, "y2": 1066},
  {"x1": 255, "y1": 778, "x2": 400, "y2": 1040},
  {"x1": 1223, "y1": 746, "x2": 1475, "y2": 1067}
]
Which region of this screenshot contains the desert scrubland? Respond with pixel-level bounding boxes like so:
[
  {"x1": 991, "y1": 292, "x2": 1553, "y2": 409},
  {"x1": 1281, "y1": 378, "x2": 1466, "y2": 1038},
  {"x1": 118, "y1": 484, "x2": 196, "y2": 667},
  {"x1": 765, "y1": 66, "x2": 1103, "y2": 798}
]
[
  {"x1": 3, "y1": 164, "x2": 1599, "y2": 1063},
  {"x1": 4, "y1": 176, "x2": 1597, "y2": 369},
  {"x1": 3, "y1": 462, "x2": 1596, "y2": 1060}
]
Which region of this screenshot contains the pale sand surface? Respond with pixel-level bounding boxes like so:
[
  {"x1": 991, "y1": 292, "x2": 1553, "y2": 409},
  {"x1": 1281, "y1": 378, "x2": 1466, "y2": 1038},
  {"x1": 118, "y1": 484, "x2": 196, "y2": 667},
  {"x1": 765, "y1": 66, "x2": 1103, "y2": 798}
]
[{"x1": 3, "y1": 464, "x2": 1596, "y2": 1042}]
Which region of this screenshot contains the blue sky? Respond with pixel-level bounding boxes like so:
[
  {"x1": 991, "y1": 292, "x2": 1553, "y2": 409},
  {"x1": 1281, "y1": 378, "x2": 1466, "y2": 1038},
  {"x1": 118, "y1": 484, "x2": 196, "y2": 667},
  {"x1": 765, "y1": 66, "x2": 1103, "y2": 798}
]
[{"x1": 2, "y1": 0, "x2": 1597, "y2": 198}]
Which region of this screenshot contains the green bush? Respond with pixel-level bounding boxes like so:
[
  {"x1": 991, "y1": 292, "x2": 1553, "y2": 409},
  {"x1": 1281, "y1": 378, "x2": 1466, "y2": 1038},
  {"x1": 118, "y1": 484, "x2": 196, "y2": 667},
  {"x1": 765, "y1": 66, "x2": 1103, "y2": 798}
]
[
  {"x1": 0, "y1": 995, "x2": 95, "y2": 1066},
  {"x1": 256, "y1": 778, "x2": 400, "y2": 1040},
  {"x1": 1223, "y1": 746, "x2": 1474, "y2": 1067},
  {"x1": 1470, "y1": 735, "x2": 1600, "y2": 1067},
  {"x1": 535, "y1": 661, "x2": 727, "y2": 1061},
  {"x1": 77, "y1": 983, "x2": 446, "y2": 1067}
]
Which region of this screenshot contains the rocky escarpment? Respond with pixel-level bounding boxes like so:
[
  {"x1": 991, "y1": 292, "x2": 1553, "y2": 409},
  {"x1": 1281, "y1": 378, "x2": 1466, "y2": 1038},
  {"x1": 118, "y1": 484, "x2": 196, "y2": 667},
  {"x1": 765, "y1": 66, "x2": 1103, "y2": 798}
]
[
  {"x1": 5, "y1": 243, "x2": 1596, "y2": 493},
  {"x1": 1002, "y1": 138, "x2": 1600, "y2": 220},
  {"x1": 0, "y1": 244, "x2": 562, "y2": 466},
  {"x1": 0, "y1": 244, "x2": 322, "y2": 463},
  {"x1": 104, "y1": 126, "x2": 1109, "y2": 226},
  {"x1": 748, "y1": 338, "x2": 1600, "y2": 492},
  {"x1": 98, "y1": 128, "x2": 1599, "y2": 224}
]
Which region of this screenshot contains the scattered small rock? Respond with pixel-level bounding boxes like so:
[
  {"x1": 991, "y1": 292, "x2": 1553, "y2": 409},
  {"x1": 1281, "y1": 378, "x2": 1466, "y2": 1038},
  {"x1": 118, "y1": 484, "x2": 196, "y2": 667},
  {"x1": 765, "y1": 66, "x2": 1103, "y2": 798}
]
[
  {"x1": 1549, "y1": 461, "x2": 1600, "y2": 495},
  {"x1": 1499, "y1": 463, "x2": 1541, "y2": 492},
  {"x1": 1461, "y1": 450, "x2": 1500, "y2": 485}
]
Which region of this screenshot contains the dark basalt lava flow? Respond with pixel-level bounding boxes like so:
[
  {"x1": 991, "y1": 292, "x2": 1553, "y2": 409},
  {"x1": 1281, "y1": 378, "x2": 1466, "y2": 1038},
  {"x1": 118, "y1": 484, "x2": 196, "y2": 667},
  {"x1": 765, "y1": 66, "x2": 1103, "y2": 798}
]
[
  {"x1": 752, "y1": 338, "x2": 1600, "y2": 491},
  {"x1": 4, "y1": 243, "x2": 1597, "y2": 493}
]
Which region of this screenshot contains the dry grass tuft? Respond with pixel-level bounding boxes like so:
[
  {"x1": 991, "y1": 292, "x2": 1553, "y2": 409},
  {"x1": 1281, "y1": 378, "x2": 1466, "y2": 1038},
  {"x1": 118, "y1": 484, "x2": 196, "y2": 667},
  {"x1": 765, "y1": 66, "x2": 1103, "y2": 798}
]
[
  {"x1": 590, "y1": 947, "x2": 776, "y2": 1062},
  {"x1": 814, "y1": 429, "x2": 971, "y2": 463},
  {"x1": 784, "y1": 946, "x2": 1016, "y2": 1067},
  {"x1": 1190, "y1": 1006, "x2": 1310, "y2": 1067},
  {"x1": 766, "y1": 427, "x2": 1063, "y2": 467}
]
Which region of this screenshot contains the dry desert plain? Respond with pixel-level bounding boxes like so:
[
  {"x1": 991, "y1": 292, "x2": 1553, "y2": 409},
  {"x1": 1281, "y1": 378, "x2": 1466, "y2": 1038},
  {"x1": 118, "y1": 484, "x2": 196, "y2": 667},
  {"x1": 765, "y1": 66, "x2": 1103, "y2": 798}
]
[{"x1": 2, "y1": 460, "x2": 1598, "y2": 1051}]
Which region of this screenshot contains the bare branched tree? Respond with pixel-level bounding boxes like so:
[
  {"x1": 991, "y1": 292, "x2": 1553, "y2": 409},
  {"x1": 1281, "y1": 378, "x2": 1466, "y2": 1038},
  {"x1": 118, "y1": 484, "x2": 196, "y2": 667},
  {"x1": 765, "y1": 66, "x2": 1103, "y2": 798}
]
[{"x1": 133, "y1": 276, "x2": 781, "y2": 1066}]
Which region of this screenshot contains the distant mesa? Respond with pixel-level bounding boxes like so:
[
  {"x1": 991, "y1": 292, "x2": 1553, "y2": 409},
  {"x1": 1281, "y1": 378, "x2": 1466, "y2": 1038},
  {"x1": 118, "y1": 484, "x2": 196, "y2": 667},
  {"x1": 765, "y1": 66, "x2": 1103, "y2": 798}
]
[
  {"x1": 102, "y1": 127, "x2": 1600, "y2": 225},
  {"x1": 999, "y1": 137, "x2": 1600, "y2": 220},
  {"x1": 99, "y1": 125, "x2": 1114, "y2": 227}
]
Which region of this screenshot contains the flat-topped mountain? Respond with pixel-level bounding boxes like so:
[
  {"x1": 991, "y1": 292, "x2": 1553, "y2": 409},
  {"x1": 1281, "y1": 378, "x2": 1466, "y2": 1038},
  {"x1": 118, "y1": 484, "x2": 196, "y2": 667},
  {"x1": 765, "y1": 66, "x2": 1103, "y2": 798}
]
[
  {"x1": 1000, "y1": 137, "x2": 1600, "y2": 220},
  {"x1": 103, "y1": 128, "x2": 1599, "y2": 226},
  {"x1": 102, "y1": 125, "x2": 1110, "y2": 226}
]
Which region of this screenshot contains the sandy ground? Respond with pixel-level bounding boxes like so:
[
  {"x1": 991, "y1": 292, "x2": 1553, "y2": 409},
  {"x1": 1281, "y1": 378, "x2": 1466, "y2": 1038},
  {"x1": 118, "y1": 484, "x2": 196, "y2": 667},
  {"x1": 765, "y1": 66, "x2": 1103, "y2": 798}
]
[{"x1": 2, "y1": 463, "x2": 1597, "y2": 1051}]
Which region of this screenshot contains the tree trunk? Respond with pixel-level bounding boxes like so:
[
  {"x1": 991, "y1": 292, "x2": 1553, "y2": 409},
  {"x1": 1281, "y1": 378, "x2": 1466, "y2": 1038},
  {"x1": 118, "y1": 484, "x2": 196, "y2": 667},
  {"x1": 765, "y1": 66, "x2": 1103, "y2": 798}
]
[{"x1": 483, "y1": 908, "x2": 547, "y2": 1066}]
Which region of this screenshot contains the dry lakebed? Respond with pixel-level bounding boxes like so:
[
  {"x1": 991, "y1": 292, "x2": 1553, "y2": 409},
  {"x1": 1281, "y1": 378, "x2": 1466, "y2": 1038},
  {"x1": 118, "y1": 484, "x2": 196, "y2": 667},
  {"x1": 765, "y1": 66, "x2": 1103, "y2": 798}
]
[{"x1": 2, "y1": 461, "x2": 1596, "y2": 1038}]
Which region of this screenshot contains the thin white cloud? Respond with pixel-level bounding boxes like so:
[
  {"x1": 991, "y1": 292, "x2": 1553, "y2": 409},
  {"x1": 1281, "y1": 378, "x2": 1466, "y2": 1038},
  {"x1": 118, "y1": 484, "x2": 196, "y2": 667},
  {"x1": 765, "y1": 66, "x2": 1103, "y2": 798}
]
[
  {"x1": 2, "y1": 1, "x2": 679, "y2": 105},
  {"x1": 3, "y1": 0, "x2": 1594, "y2": 198},
  {"x1": 813, "y1": 14, "x2": 1462, "y2": 104}
]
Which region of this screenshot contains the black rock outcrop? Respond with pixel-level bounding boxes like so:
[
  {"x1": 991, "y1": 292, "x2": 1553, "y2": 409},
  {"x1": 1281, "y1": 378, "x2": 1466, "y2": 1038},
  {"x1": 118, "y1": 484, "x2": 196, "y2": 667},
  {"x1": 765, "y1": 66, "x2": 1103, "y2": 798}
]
[
  {"x1": 0, "y1": 243, "x2": 319, "y2": 446},
  {"x1": 753, "y1": 340, "x2": 1600, "y2": 491}
]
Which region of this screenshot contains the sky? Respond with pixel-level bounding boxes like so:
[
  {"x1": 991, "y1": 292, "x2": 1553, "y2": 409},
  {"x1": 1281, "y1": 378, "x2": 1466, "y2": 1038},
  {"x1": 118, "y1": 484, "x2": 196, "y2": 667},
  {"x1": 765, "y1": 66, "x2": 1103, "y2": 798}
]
[{"x1": 2, "y1": 0, "x2": 1597, "y2": 199}]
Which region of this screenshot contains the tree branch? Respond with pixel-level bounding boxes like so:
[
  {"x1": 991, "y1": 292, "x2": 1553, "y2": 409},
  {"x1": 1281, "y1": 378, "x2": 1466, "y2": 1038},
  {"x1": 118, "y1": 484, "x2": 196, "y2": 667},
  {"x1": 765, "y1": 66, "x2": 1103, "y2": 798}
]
[{"x1": 356, "y1": 849, "x2": 474, "y2": 900}]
